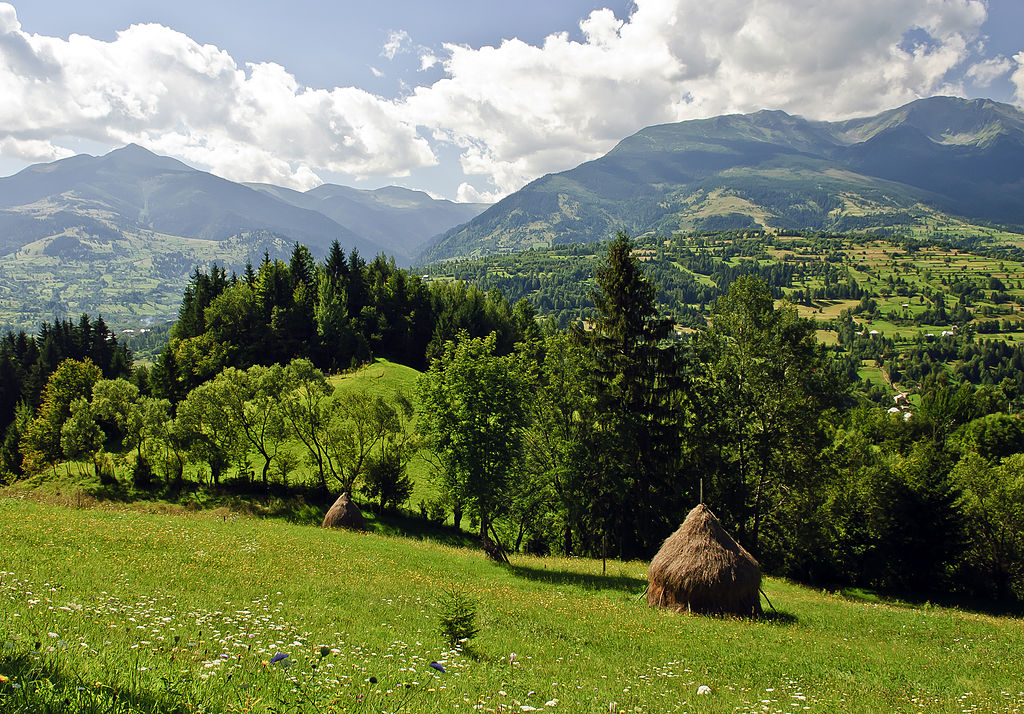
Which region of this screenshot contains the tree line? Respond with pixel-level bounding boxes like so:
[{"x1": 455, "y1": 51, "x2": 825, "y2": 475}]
[{"x1": 1, "y1": 233, "x2": 1022, "y2": 603}]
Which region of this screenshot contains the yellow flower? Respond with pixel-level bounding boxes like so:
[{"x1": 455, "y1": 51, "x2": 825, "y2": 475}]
[{"x1": 0, "y1": 674, "x2": 9, "y2": 683}]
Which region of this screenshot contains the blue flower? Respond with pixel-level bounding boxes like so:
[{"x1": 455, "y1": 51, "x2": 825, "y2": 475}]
[
  {"x1": 429, "y1": 661, "x2": 446, "y2": 673},
  {"x1": 270, "y1": 653, "x2": 289, "y2": 664}
]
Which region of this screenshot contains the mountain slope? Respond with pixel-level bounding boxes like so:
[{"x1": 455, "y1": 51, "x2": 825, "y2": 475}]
[
  {"x1": 422, "y1": 97, "x2": 1024, "y2": 262},
  {"x1": 0, "y1": 144, "x2": 378, "y2": 258},
  {"x1": 0, "y1": 145, "x2": 486, "y2": 330},
  {"x1": 247, "y1": 182, "x2": 486, "y2": 263}
]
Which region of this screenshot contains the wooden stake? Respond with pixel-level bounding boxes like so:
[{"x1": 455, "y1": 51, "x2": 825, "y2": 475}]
[{"x1": 602, "y1": 533, "x2": 607, "y2": 575}]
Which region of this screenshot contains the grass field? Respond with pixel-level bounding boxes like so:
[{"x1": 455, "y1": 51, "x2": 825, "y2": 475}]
[
  {"x1": 1, "y1": 497, "x2": 1023, "y2": 713},
  {"x1": 332, "y1": 359, "x2": 440, "y2": 510}
]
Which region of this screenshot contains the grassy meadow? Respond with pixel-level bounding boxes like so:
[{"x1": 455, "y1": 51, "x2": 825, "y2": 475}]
[{"x1": 1, "y1": 497, "x2": 1023, "y2": 713}]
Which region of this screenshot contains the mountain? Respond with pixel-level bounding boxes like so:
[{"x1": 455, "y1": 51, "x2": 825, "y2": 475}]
[
  {"x1": 0, "y1": 144, "x2": 378, "y2": 259},
  {"x1": 422, "y1": 97, "x2": 1024, "y2": 262},
  {"x1": 246, "y1": 182, "x2": 486, "y2": 263},
  {"x1": 0, "y1": 145, "x2": 488, "y2": 330}
]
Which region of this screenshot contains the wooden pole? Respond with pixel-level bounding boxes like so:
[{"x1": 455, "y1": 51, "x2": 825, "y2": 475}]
[{"x1": 602, "y1": 533, "x2": 607, "y2": 575}]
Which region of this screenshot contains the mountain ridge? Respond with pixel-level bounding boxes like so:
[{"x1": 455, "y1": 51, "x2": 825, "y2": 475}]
[
  {"x1": 0, "y1": 145, "x2": 489, "y2": 330},
  {"x1": 0, "y1": 144, "x2": 490, "y2": 264},
  {"x1": 421, "y1": 96, "x2": 1024, "y2": 262}
]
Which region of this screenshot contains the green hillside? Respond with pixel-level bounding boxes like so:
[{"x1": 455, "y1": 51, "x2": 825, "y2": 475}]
[
  {"x1": 2, "y1": 498, "x2": 1022, "y2": 713},
  {"x1": 423, "y1": 97, "x2": 1024, "y2": 262}
]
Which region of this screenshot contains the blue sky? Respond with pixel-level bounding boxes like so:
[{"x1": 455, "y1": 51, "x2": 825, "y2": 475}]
[{"x1": 1, "y1": 1, "x2": 1022, "y2": 201}]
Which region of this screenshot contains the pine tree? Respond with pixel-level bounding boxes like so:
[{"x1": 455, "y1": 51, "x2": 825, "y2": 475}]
[{"x1": 583, "y1": 232, "x2": 685, "y2": 559}]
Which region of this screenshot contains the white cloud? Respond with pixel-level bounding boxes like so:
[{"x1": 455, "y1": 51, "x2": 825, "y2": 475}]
[
  {"x1": 400, "y1": 0, "x2": 990, "y2": 196},
  {"x1": 455, "y1": 181, "x2": 504, "y2": 204},
  {"x1": 382, "y1": 30, "x2": 411, "y2": 60},
  {"x1": 419, "y1": 52, "x2": 439, "y2": 71},
  {"x1": 0, "y1": 136, "x2": 74, "y2": 162},
  {"x1": 0, "y1": 6, "x2": 436, "y2": 188},
  {"x1": 1012, "y1": 52, "x2": 1024, "y2": 104},
  {"x1": 0, "y1": 0, "x2": 1002, "y2": 199},
  {"x1": 966, "y1": 56, "x2": 1013, "y2": 87}
]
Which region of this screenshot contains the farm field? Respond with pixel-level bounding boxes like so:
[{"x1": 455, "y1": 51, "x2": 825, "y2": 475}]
[{"x1": 2, "y1": 497, "x2": 1023, "y2": 713}]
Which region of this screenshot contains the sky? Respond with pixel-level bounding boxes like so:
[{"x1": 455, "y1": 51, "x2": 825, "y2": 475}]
[{"x1": 0, "y1": 0, "x2": 1022, "y2": 202}]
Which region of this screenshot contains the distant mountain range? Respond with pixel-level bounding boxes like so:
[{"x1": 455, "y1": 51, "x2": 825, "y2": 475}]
[
  {"x1": 0, "y1": 145, "x2": 487, "y2": 330},
  {"x1": 2, "y1": 96, "x2": 1023, "y2": 330},
  {"x1": 0, "y1": 143, "x2": 488, "y2": 266},
  {"x1": 422, "y1": 96, "x2": 1024, "y2": 262}
]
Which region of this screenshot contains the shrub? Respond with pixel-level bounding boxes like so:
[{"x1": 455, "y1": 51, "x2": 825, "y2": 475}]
[{"x1": 437, "y1": 584, "x2": 479, "y2": 647}]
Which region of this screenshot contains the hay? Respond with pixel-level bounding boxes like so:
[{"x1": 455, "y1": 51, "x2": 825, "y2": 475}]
[
  {"x1": 647, "y1": 504, "x2": 762, "y2": 617},
  {"x1": 322, "y1": 492, "x2": 366, "y2": 530}
]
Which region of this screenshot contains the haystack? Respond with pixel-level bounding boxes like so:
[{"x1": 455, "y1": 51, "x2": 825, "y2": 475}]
[
  {"x1": 322, "y1": 492, "x2": 366, "y2": 530},
  {"x1": 647, "y1": 504, "x2": 762, "y2": 616}
]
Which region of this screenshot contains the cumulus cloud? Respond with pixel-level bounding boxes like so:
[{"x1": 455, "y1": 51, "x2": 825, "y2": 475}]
[
  {"x1": 0, "y1": 0, "x2": 1001, "y2": 199},
  {"x1": 401, "y1": 0, "x2": 990, "y2": 196},
  {"x1": 1013, "y1": 52, "x2": 1024, "y2": 104},
  {"x1": 0, "y1": 136, "x2": 74, "y2": 162},
  {"x1": 0, "y1": 5, "x2": 435, "y2": 188}
]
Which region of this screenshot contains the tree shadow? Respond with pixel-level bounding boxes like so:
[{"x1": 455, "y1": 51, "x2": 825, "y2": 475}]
[
  {"x1": 759, "y1": 609, "x2": 799, "y2": 625},
  {"x1": 503, "y1": 562, "x2": 647, "y2": 595},
  {"x1": 837, "y1": 587, "x2": 1024, "y2": 619}
]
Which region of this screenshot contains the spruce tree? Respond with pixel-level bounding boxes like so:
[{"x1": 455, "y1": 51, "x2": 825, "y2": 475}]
[{"x1": 584, "y1": 231, "x2": 685, "y2": 559}]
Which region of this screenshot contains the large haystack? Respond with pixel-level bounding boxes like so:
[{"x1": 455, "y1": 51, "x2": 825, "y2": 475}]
[
  {"x1": 322, "y1": 492, "x2": 366, "y2": 530},
  {"x1": 647, "y1": 504, "x2": 762, "y2": 616}
]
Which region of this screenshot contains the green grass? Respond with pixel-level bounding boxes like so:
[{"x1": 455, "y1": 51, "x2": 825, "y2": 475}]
[
  {"x1": 331, "y1": 359, "x2": 440, "y2": 510},
  {"x1": 2, "y1": 498, "x2": 1023, "y2": 713}
]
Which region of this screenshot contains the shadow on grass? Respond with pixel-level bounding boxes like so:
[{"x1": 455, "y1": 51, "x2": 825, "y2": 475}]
[
  {"x1": 78, "y1": 474, "x2": 483, "y2": 550},
  {"x1": 759, "y1": 609, "x2": 798, "y2": 625},
  {"x1": 503, "y1": 562, "x2": 647, "y2": 595},
  {"x1": 362, "y1": 508, "x2": 480, "y2": 549},
  {"x1": 837, "y1": 587, "x2": 1024, "y2": 618},
  {"x1": 0, "y1": 650, "x2": 192, "y2": 714}
]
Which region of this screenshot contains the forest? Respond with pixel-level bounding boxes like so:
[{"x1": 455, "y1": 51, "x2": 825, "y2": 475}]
[{"x1": 1, "y1": 233, "x2": 1023, "y2": 604}]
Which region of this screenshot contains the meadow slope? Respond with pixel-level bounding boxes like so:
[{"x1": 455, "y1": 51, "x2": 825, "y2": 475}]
[{"x1": 1, "y1": 498, "x2": 1023, "y2": 713}]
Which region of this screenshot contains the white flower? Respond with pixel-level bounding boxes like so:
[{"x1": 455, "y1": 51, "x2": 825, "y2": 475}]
[{"x1": 697, "y1": 685, "x2": 712, "y2": 695}]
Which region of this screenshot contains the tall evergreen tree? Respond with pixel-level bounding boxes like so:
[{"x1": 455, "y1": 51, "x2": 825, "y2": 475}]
[{"x1": 583, "y1": 231, "x2": 686, "y2": 559}]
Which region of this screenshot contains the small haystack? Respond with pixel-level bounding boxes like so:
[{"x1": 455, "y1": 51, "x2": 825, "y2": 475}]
[
  {"x1": 647, "y1": 504, "x2": 762, "y2": 616},
  {"x1": 322, "y1": 492, "x2": 366, "y2": 530}
]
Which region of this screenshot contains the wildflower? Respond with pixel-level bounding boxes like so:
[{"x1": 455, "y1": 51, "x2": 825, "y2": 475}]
[
  {"x1": 430, "y1": 661, "x2": 446, "y2": 674},
  {"x1": 697, "y1": 685, "x2": 712, "y2": 695},
  {"x1": 544, "y1": 700, "x2": 558, "y2": 707},
  {"x1": 270, "y1": 653, "x2": 289, "y2": 664},
  {"x1": 0, "y1": 674, "x2": 8, "y2": 683},
  {"x1": 509, "y1": 652, "x2": 516, "y2": 664}
]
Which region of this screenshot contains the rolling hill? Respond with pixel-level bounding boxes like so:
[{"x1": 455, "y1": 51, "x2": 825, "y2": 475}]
[{"x1": 422, "y1": 96, "x2": 1024, "y2": 262}]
